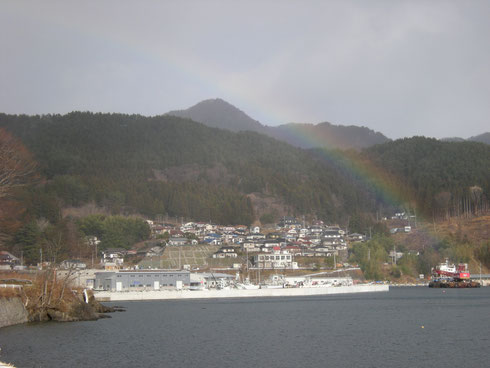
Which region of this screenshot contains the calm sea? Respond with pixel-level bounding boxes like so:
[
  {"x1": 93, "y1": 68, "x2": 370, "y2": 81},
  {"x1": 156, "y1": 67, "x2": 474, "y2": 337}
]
[{"x1": 1, "y1": 287, "x2": 489, "y2": 368}]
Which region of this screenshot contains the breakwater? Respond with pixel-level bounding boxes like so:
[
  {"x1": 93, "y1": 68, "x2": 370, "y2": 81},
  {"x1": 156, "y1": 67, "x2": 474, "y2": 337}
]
[{"x1": 94, "y1": 284, "x2": 388, "y2": 301}]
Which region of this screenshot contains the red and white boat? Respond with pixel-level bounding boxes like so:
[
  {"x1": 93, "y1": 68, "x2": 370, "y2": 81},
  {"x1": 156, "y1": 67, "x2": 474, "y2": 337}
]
[{"x1": 432, "y1": 259, "x2": 470, "y2": 280}]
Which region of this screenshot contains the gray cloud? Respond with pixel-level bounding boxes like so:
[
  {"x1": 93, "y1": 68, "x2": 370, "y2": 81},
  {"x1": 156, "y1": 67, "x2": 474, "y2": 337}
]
[{"x1": 1, "y1": 0, "x2": 489, "y2": 139}]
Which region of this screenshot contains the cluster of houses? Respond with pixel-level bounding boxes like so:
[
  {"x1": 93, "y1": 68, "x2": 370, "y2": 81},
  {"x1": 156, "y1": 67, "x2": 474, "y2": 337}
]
[
  {"x1": 143, "y1": 217, "x2": 367, "y2": 269},
  {"x1": 0, "y1": 217, "x2": 370, "y2": 272}
]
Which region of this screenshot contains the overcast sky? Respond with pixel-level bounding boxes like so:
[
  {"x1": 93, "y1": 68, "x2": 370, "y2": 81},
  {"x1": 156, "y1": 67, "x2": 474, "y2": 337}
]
[{"x1": 1, "y1": 1, "x2": 489, "y2": 139}]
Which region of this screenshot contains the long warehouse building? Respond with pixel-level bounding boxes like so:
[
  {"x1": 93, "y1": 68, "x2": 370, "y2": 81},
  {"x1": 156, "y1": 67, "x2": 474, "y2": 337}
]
[{"x1": 95, "y1": 270, "x2": 191, "y2": 291}]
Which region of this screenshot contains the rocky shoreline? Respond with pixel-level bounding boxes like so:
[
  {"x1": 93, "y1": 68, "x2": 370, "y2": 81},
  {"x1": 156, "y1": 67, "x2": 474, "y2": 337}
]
[{"x1": 0, "y1": 294, "x2": 124, "y2": 328}]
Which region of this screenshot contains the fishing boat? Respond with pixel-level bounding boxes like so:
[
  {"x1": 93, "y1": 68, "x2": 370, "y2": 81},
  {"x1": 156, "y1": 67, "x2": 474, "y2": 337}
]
[{"x1": 429, "y1": 259, "x2": 480, "y2": 288}]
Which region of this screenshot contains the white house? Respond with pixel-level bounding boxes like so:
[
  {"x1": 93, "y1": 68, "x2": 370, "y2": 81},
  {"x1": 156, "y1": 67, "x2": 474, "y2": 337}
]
[
  {"x1": 60, "y1": 259, "x2": 87, "y2": 270},
  {"x1": 212, "y1": 246, "x2": 238, "y2": 259},
  {"x1": 253, "y1": 248, "x2": 295, "y2": 269},
  {"x1": 168, "y1": 237, "x2": 189, "y2": 246},
  {"x1": 102, "y1": 248, "x2": 127, "y2": 266}
]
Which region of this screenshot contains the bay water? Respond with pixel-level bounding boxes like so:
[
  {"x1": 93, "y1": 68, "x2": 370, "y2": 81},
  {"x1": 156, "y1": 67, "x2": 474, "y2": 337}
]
[{"x1": 1, "y1": 287, "x2": 489, "y2": 368}]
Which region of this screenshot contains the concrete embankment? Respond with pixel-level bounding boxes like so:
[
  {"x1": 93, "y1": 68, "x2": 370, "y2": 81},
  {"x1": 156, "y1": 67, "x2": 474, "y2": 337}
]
[
  {"x1": 95, "y1": 284, "x2": 389, "y2": 301},
  {"x1": 0, "y1": 297, "x2": 28, "y2": 329}
]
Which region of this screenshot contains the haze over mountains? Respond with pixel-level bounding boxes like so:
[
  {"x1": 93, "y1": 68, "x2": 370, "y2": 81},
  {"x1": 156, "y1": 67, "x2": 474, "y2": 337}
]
[
  {"x1": 167, "y1": 99, "x2": 390, "y2": 150},
  {"x1": 168, "y1": 98, "x2": 490, "y2": 149},
  {"x1": 442, "y1": 133, "x2": 490, "y2": 145}
]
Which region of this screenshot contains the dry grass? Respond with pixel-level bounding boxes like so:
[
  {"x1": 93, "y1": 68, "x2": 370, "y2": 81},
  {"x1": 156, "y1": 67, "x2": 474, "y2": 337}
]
[
  {"x1": 0, "y1": 271, "x2": 36, "y2": 281},
  {"x1": 433, "y1": 215, "x2": 490, "y2": 244},
  {"x1": 390, "y1": 215, "x2": 490, "y2": 273},
  {"x1": 0, "y1": 271, "x2": 32, "y2": 298},
  {"x1": 22, "y1": 271, "x2": 81, "y2": 314},
  {"x1": 0, "y1": 270, "x2": 82, "y2": 314},
  {"x1": 0, "y1": 287, "x2": 21, "y2": 298},
  {"x1": 149, "y1": 245, "x2": 220, "y2": 269}
]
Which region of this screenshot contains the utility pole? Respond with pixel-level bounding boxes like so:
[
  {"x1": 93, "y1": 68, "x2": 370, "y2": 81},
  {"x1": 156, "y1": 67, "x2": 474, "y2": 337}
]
[
  {"x1": 480, "y1": 261, "x2": 482, "y2": 284},
  {"x1": 246, "y1": 248, "x2": 249, "y2": 273}
]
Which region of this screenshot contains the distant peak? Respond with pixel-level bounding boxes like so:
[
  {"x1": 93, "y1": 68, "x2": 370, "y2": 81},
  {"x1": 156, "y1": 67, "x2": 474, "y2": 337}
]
[
  {"x1": 166, "y1": 98, "x2": 265, "y2": 133},
  {"x1": 197, "y1": 98, "x2": 232, "y2": 105}
]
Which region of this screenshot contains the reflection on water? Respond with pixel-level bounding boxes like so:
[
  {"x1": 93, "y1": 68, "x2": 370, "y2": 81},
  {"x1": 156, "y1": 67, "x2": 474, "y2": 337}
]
[{"x1": 1, "y1": 287, "x2": 489, "y2": 368}]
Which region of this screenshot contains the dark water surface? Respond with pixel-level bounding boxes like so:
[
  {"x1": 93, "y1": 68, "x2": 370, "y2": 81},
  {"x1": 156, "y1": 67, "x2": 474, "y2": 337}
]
[{"x1": 1, "y1": 287, "x2": 489, "y2": 368}]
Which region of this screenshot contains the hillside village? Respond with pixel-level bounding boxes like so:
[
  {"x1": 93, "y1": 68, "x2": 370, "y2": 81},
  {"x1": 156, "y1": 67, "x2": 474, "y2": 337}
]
[
  {"x1": 4, "y1": 210, "x2": 490, "y2": 288},
  {"x1": 95, "y1": 216, "x2": 358, "y2": 271},
  {"x1": 1, "y1": 216, "x2": 368, "y2": 272}
]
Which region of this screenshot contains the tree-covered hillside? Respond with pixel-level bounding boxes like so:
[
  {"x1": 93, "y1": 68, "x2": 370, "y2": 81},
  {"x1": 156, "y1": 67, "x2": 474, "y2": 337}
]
[
  {"x1": 0, "y1": 114, "x2": 488, "y2": 229},
  {"x1": 363, "y1": 137, "x2": 490, "y2": 218},
  {"x1": 0, "y1": 112, "x2": 379, "y2": 226},
  {"x1": 1, "y1": 112, "x2": 489, "y2": 266}
]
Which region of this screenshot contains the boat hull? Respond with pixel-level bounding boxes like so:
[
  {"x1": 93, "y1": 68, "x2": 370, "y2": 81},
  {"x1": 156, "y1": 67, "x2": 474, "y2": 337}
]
[{"x1": 429, "y1": 280, "x2": 480, "y2": 288}]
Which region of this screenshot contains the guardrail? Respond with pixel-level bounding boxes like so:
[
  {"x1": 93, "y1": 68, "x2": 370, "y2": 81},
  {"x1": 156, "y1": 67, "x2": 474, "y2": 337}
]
[{"x1": 0, "y1": 284, "x2": 23, "y2": 289}]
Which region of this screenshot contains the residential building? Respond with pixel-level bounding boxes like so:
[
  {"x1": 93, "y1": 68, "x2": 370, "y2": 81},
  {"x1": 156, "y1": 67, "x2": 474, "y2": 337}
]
[
  {"x1": 0, "y1": 251, "x2": 20, "y2": 268},
  {"x1": 60, "y1": 259, "x2": 87, "y2": 270},
  {"x1": 253, "y1": 248, "x2": 296, "y2": 269},
  {"x1": 102, "y1": 248, "x2": 126, "y2": 266},
  {"x1": 168, "y1": 237, "x2": 189, "y2": 246},
  {"x1": 212, "y1": 246, "x2": 238, "y2": 258}
]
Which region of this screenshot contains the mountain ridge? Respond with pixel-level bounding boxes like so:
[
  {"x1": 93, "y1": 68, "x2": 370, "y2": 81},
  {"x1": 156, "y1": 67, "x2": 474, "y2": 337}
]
[
  {"x1": 440, "y1": 133, "x2": 490, "y2": 144},
  {"x1": 167, "y1": 98, "x2": 390, "y2": 150}
]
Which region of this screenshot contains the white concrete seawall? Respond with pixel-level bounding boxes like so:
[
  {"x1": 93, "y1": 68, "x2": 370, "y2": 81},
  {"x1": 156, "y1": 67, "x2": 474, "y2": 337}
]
[{"x1": 94, "y1": 284, "x2": 389, "y2": 301}]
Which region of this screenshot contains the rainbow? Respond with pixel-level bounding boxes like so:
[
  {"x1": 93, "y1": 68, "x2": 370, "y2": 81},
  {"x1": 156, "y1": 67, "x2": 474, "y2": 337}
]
[
  {"x1": 30, "y1": 10, "x2": 417, "y2": 213},
  {"x1": 275, "y1": 123, "x2": 412, "y2": 209},
  {"x1": 11, "y1": 7, "x2": 442, "y2": 238}
]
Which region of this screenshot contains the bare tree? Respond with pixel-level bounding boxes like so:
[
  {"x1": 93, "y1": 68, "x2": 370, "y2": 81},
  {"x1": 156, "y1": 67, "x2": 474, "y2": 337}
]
[
  {"x1": 44, "y1": 231, "x2": 65, "y2": 265},
  {"x1": 0, "y1": 128, "x2": 37, "y2": 199}
]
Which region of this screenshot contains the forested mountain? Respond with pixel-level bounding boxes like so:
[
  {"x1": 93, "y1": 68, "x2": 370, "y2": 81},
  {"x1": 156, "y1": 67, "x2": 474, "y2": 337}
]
[
  {"x1": 266, "y1": 122, "x2": 389, "y2": 150},
  {"x1": 440, "y1": 137, "x2": 466, "y2": 142},
  {"x1": 167, "y1": 99, "x2": 390, "y2": 150},
  {"x1": 0, "y1": 113, "x2": 488, "y2": 233},
  {"x1": 0, "y1": 112, "x2": 381, "y2": 228},
  {"x1": 363, "y1": 137, "x2": 490, "y2": 218}
]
